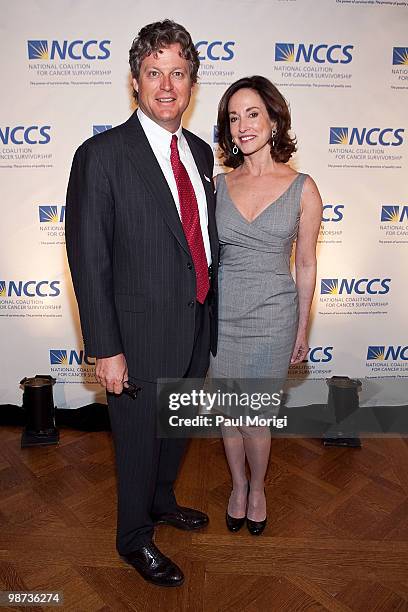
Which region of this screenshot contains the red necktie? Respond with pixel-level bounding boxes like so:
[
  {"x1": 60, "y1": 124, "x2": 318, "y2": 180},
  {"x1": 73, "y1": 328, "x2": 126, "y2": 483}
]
[{"x1": 170, "y1": 135, "x2": 209, "y2": 304}]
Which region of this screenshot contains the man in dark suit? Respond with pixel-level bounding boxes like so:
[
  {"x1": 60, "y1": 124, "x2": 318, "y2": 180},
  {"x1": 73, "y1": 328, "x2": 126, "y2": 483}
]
[{"x1": 65, "y1": 20, "x2": 218, "y2": 587}]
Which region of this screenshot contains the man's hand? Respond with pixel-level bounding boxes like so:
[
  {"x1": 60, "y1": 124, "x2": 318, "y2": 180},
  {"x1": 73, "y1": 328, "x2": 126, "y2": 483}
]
[{"x1": 95, "y1": 353, "x2": 128, "y2": 394}]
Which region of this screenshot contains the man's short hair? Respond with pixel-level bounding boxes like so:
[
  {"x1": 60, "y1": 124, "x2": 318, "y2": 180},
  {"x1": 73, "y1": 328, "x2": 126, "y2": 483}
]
[{"x1": 129, "y1": 19, "x2": 200, "y2": 99}]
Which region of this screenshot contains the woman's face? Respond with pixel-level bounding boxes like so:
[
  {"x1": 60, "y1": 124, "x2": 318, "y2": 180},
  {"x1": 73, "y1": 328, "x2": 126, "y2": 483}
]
[{"x1": 227, "y1": 88, "x2": 275, "y2": 157}]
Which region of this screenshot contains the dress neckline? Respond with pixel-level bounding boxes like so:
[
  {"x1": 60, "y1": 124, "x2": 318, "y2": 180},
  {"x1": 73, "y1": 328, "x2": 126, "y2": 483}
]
[{"x1": 223, "y1": 172, "x2": 302, "y2": 225}]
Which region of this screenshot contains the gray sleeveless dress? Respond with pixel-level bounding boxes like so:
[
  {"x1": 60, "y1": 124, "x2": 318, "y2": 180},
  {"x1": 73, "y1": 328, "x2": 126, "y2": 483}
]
[{"x1": 209, "y1": 172, "x2": 307, "y2": 379}]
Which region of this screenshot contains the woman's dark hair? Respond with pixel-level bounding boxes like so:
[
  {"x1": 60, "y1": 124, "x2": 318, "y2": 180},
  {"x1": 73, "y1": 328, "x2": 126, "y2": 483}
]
[
  {"x1": 217, "y1": 75, "x2": 297, "y2": 167},
  {"x1": 129, "y1": 20, "x2": 200, "y2": 101}
]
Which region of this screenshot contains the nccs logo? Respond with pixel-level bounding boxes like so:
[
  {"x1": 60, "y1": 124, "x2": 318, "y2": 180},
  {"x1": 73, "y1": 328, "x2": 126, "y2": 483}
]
[
  {"x1": 27, "y1": 40, "x2": 111, "y2": 61},
  {"x1": 275, "y1": 43, "x2": 353, "y2": 64},
  {"x1": 321, "y1": 278, "x2": 391, "y2": 295},
  {"x1": 322, "y1": 204, "x2": 344, "y2": 222},
  {"x1": 392, "y1": 47, "x2": 408, "y2": 66},
  {"x1": 329, "y1": 127, "x2": 404, "y2": 147},
  {"x1": 93, "y1": 125, "x2": 112, "y2": 135},
  {"x1": 367, "y1": 345, "x2": 408, "y2": 361},
  {"x1": 195, "y1": 40, "x2": 235, "y2": 61},
  {"x1": 381, "y1": 206, "x2": 408, "y2": 223},
  {"x1": 0, "y1": 280, "x2": 60, "y2": 298},
  {"x1": 0, "y1": 126, "x2": 51, "y2": 145},
  {"x1": 39, "y1": 206, "x2": 65, "y2": 223},
  {"x1": 304, "y1": 346, "x2": 333, "y2": 363},
  {"x1": 50, "y1": 349, "x2": 95, "y2": 366}
]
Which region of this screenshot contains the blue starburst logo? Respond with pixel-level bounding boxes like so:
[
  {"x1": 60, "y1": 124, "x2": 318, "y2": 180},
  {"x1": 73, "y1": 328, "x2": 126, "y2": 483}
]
[
  {"x1": 329, "y1": 128, "x2": 349, "y2": 145},
  {"x1": 381, "y1": 206, "x2": 400, "y2": 222},
  {"x1": 39, "y1": 206, "x2": 59, "y2": 223},
  {"x1": 93, "y1": 125, "x2": 112, "y2": 135},
  {"x1": 27, "y1": 40, "x2": 49, "y2": 60},
  {"x1": 393, "y1": 47, "x2": 408, "y2": 65},
  {"x1": 275, "y1": 43, "x2": 295, "y2": 62},
  {"x1": 50, "y1": 350, "x2": 68, "y2": 365},
  {"x1": 321, "y1": 279, "x2": 338, "y2": 295},
  {"x1": 367, "y1": 346, "x2": 385, "y2": 360}
]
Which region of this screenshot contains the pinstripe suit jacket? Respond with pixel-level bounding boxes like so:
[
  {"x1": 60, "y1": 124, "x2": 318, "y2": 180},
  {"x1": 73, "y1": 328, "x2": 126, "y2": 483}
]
[{"x1": 65, "y1": 111, "x2": 218, "y2": 382}]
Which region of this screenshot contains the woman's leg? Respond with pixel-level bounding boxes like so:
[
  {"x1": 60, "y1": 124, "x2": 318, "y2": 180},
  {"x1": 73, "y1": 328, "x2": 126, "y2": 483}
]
[
  {"x1": 240, "y1": 425, "x2": 271, "y2": 521},
  {"x1": 221, "y1": 424, "x2": 248, "y2": 518}
]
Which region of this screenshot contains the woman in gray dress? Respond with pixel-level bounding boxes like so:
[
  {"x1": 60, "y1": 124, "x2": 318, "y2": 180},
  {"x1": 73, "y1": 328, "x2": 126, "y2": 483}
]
[{"x1": 209, "y1": 76, "x2": 322, "y2": 535}]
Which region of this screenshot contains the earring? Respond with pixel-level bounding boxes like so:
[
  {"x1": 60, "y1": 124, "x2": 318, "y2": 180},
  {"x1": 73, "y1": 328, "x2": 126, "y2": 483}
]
[
  {"x1": 271, "y1": 128, "x2": 277, "y2": 148},
  {"x1": 232, "y1": 140, "x2": 239, "y2": 155}
]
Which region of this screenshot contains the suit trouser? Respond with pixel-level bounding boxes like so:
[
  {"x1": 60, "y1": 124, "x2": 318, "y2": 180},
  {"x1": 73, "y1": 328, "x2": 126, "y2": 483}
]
[{"x1": 108, "y1": 300, "x2": 210, "y2": 554}]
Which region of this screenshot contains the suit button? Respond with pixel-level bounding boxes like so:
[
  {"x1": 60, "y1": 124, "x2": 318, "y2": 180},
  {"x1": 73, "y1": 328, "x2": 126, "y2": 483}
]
[
  {"x1": 188, "y1": 300, "x2": 195, "y2": 308},
  {"x1": 187, "y1": 262, "x2": 193, "y2": 270}
]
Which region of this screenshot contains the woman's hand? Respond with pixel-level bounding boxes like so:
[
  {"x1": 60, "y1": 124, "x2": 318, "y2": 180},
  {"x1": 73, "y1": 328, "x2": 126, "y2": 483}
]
[{"x1": 290, "y1": 331, "x2": 309, "y2": 364}]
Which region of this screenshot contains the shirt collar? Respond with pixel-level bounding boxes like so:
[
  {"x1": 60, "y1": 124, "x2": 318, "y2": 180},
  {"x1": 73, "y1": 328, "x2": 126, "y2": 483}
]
[{"x1": 137, "y1": 108, "x2": 185, "y2": 156}]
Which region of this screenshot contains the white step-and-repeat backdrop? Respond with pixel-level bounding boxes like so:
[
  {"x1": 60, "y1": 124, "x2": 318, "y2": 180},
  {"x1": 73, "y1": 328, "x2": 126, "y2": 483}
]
[{"x1": 1, "y1": 0, "x2": 407, "y2": 408}]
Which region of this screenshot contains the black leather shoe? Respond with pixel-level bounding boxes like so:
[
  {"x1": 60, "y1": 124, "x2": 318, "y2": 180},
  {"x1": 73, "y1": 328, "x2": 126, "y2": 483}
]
[
  {"x1": 226, "y1": 511, "x2": 246, "y2": 532},
  {"x1": 152, "y1": 506, "x2": 209, "y2": 531},
  {"x1": 246, "y1": 516, "x2": 267, "y2": 536},
  {"x1": 123, "y1": 542, "x2": 184, "y2": 587}
]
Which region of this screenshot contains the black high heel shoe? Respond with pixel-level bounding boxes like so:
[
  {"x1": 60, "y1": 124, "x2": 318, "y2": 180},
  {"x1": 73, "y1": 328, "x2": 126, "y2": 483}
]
[
  {"x1": 246, "y1": 516, "x2": 267, "y2": 536},
  {"x1": 226, "y1": 512, "x2": 246, "y2": 532},
  {"x1": 226, "y1": 484, "x2": 248, "y2": 533},
  {"x1": 246, "y1": 489, "x2": 267, "y2": 536}
]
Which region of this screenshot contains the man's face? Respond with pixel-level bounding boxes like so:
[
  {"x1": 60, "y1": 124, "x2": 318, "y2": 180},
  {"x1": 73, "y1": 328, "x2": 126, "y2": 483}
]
[{"x1": 133, "y1": 43, "x2": 193, "y2": 133}]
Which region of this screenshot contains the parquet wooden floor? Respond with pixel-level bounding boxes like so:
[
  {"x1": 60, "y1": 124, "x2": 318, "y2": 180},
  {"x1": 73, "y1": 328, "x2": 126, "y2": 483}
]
[{"x1": 1, "y1": 426, "x2": 408, "y2": 611}]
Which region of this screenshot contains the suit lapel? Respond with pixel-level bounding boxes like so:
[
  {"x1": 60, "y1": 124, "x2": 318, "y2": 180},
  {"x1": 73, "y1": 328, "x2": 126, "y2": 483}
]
[{"x1": 122, "y1": 112, "x2": 190, "y2": 254}]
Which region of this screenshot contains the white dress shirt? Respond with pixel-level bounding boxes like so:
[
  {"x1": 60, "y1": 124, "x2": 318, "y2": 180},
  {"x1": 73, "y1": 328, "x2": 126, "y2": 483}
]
[{"x1": 137, "y1": 108, "x2": 211, "y2": 265}]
